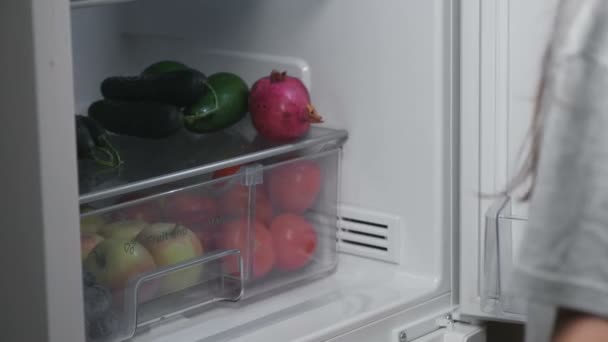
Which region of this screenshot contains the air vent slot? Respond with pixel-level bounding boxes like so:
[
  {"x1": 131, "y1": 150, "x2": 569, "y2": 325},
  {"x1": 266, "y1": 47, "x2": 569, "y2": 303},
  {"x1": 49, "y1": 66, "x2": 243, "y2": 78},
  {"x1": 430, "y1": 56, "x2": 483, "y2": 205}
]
[{"x1": 338, "y1": 206, "x2": 402, "y2": 264}]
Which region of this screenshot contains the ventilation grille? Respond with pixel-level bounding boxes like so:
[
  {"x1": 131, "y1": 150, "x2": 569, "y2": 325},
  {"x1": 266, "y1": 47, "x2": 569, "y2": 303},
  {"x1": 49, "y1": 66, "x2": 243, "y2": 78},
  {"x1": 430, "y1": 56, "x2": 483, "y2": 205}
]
[{"x1": 338, "y1": 206, "x2": 402, "y2": 264}]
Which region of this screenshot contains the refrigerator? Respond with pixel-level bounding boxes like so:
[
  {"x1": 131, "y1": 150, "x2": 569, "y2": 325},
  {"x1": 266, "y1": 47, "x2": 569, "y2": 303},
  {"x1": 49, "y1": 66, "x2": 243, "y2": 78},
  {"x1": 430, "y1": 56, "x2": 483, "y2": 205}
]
[{"x1": 0, "y1": 0, "x2": 557, "y2": 341}]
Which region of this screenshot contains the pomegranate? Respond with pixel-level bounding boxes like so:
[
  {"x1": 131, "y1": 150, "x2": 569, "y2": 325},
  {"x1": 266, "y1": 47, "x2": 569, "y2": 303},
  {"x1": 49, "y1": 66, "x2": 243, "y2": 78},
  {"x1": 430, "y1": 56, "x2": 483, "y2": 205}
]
[{"x1": 249, "y1": 70, "x2": 323, "y2": 140}]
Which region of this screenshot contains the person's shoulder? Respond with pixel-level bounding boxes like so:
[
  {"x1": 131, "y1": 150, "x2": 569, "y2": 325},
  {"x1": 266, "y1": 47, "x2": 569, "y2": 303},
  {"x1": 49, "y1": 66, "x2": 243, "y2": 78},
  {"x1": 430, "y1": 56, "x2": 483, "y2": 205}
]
[{"x1": 552, "y1": 0, "x2": 608, "y2": 61}]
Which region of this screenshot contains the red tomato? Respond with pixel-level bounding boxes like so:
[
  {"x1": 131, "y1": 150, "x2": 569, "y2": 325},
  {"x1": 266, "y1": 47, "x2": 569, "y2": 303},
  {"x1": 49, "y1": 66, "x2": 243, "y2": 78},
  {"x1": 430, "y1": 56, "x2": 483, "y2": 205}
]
[
  {"x1": 268, "y1": 161, "x2": 322, "y2": 214},
  {"x1": 116, "y1": 193, "x2": 162, "y2": 223},
  {"x1": 212, "y1": 165, "x2": 242, "y2": 179},
  {"x1": 190, "y1": 223, "x2": 220, "y2": 250},
  {"x1": 164, "y1": 193, "x2": 219, "y2": 249},
  {"x1": 212, "y1": 165, "x2": 244, "y2": 188},
  {"x1": 218, "y1": 185, "x2": 273, "y2": 225},
  {"x1": 165, "y1": 193, "x2": 218, "y2": 226},
  {"x1": 217, "y1": 219, "x2": 275, "y2": 280},
  {"x1": 270, "y1": 214, "x2": 317, "y2": 271}
]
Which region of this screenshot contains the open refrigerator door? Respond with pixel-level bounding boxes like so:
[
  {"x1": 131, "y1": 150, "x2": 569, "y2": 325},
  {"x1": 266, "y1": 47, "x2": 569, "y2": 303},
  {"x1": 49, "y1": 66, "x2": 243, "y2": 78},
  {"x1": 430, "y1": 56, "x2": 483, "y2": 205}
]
[
  {"x1": 459, "y1": 0, "x2": 559, "y2": 323},
  {"x1": 1, "y1": 0, "x2": 465, "y2": 341}
]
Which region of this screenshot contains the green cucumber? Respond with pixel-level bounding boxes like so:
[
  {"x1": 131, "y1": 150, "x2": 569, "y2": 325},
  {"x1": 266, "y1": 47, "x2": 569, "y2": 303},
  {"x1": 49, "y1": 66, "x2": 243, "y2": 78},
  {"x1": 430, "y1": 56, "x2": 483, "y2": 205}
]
[
  {"x1": 141, "y1": 61, "x2": 189, "y2": 76},
  {"x1": 76, "y1": 116, "x2": 96, "y2": 159},
  {"x1": 88, "y1": 100, "x2": 182, "y2": 139},
  {"x1": 101, "y1": 69, "x2": 207, "y2": 106}
]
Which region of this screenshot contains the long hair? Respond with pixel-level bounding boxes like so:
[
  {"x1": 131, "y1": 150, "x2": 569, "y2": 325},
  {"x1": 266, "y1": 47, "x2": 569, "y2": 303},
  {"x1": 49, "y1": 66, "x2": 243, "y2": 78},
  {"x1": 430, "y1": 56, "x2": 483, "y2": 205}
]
[
  {"x1": 508, "y1": 0, "x2": 582, "y2": 201},
  {"x1": 509, "y1": 62, "x2": 548, "y2": 201}
]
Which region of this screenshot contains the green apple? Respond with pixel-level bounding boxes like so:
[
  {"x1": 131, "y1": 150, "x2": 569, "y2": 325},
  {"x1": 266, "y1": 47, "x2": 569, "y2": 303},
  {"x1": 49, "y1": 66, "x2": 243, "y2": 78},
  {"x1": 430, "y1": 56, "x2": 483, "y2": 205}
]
[
  {"x1": 137, "y1": 223, "x2": 204, "y2": 295},
  {"x1": 80, "y1": 215, "x2": 105, "y2": 234},
  {"x1": 98, "y1": 220, "x2": 147, "y2": 240},
  {"x1": 83, "y1": 239, "x2": 156, "y2": 291},
  {"x1": 81, "y1": 233, "x2": 104, "y2": 262}
]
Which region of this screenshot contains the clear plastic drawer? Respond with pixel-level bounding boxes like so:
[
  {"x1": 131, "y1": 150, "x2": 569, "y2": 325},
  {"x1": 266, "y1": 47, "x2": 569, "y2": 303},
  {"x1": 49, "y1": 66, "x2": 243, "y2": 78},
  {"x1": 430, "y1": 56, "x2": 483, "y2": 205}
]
[{"x1": 79, "y1": 137, "x2": 343, "y2": 341}]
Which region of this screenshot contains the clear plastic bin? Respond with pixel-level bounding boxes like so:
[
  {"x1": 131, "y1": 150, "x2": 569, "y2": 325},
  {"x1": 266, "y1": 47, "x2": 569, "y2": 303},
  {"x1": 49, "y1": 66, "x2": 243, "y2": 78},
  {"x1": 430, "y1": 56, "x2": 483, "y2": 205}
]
[
  {"x1": 482, "y1": 197, "x2": 527, "y2": 317},
  {"x1": 79, "y1": 146, "x2": 342, "y2": 341}
]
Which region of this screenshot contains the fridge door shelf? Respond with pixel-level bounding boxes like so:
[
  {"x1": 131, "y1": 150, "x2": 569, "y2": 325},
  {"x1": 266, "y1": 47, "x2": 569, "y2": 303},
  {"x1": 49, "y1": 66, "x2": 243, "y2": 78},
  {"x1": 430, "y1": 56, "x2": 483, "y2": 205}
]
[
  {"x1": 481, "y1": 197, "x2": 527, "y2": 317},
  {"x1": 79, "y1": 124, "x2": 347, "y2": 205}
]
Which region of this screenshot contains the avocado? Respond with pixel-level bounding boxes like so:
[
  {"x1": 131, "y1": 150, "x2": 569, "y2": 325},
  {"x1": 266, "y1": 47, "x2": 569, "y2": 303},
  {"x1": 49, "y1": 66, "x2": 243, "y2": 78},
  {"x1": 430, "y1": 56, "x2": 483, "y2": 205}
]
[{"x1": 184, "y1": 72, "x2": 249, "y2": 133}]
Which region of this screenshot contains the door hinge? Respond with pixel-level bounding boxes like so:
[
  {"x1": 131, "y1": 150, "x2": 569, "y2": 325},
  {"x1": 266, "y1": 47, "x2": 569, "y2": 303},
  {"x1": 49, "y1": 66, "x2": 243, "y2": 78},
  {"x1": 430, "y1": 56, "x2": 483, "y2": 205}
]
[
  {"x1": 435, "y1": 313, "x2": 486, "y2": 342},
  {"x1": 436, "y1": 313, "x2": 473, "y2": 329},
  {"x1": 393, "y1": 310, "x2": 484, "y2": 342}
]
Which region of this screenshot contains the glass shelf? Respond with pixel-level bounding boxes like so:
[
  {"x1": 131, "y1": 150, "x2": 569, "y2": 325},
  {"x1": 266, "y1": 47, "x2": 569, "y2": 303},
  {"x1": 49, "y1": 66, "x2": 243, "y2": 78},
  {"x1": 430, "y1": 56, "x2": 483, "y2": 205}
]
[
  {"x1": 71, "y1": 0, "x2": 135, "y2": 9},
  {"x1": 78, "y1": 122, "x2": 347, "y2": 205}
]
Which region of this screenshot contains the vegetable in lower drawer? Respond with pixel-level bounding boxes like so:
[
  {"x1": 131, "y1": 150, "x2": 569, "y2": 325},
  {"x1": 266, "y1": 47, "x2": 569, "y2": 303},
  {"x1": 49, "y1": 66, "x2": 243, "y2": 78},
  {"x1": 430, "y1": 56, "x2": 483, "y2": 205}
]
[
  {"x1": 101, "y1": 69, "x2": 208, "y2": 106},
  {"x1": 88, "y1": 100, "x2": 183, "y2": 139},
  {"x1": 269, "y1": 214, "x2": 317, "y2": 271},
  {"x1": 83, "y1": 238, "x2": 157, "y2": 293},
  {"x1": 268, "y1": 160, "x2": 322, "y2": 214},
  {"x1": 81, "y1": 271, "x2": 119, "y2": 341},
  {"x1": 136, "y1": 223, "x2": 204, "y2": 295},
  {"x1": 217, "y1": 219, "x2": 275, "y2": 280}
]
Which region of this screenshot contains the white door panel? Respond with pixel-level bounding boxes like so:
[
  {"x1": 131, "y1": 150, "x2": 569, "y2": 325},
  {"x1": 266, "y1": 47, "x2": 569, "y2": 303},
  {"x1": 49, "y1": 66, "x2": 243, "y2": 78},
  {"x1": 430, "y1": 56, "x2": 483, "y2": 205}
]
[{"x1": 0, "y1": 1, "x2": 83, "y2": 342}]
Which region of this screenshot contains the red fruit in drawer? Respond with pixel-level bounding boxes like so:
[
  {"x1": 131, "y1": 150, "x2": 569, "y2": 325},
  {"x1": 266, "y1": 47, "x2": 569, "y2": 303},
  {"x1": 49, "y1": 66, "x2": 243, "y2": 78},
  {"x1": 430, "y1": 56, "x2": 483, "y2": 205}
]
[
  {"x1": 211, "y1": 164, "x2": 244, "y2": 189},
  {"x1": 268, "y1": 160, "x2": 322, "y2": 214},
  {"x1": 218, "y1": 185, "x2": 273, "y2": 225},
  {"x1": 217, "y1": 219, "x2": 275, "y2": 280},
  {"x1": 190, "y1": 224, "x2": 219, "y2": 250},
  {"x1": 270, "y1": 214, "x2": 317, "y2": 271},
  {"x1": 164, "y1": 193, "x2": 220, "y2": 249},
  {"x1": 212, "y1": 164, "x2": 242, "y2": 180},
  {"x1": 165, "y1": 193, "x2": 219, "y2": 227}
]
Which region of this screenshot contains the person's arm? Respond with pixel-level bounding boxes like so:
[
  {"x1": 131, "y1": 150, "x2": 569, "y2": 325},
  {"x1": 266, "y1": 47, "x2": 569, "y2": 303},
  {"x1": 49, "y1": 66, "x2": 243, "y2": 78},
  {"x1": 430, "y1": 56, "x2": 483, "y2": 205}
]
[{"x1": 553, "y1": 309, "x2": 608, "y2": 342}]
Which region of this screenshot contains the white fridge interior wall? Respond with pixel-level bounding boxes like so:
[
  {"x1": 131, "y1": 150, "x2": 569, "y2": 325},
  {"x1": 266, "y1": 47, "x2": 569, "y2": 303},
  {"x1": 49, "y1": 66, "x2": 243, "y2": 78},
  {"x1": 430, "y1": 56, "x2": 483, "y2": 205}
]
[
  {"x1": 71, "y1": 6, "x2": 135, "y2": 112},
  {"x1": 71, "y1": 0, "x2": 456, "y2": 285}
]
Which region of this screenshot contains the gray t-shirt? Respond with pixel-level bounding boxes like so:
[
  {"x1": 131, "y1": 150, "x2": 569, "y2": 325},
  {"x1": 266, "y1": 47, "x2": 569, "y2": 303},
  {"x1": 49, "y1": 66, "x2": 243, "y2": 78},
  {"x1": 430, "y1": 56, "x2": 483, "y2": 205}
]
[{"x1": 513, "y1": 1, "x2": 608, "y2": 341}]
